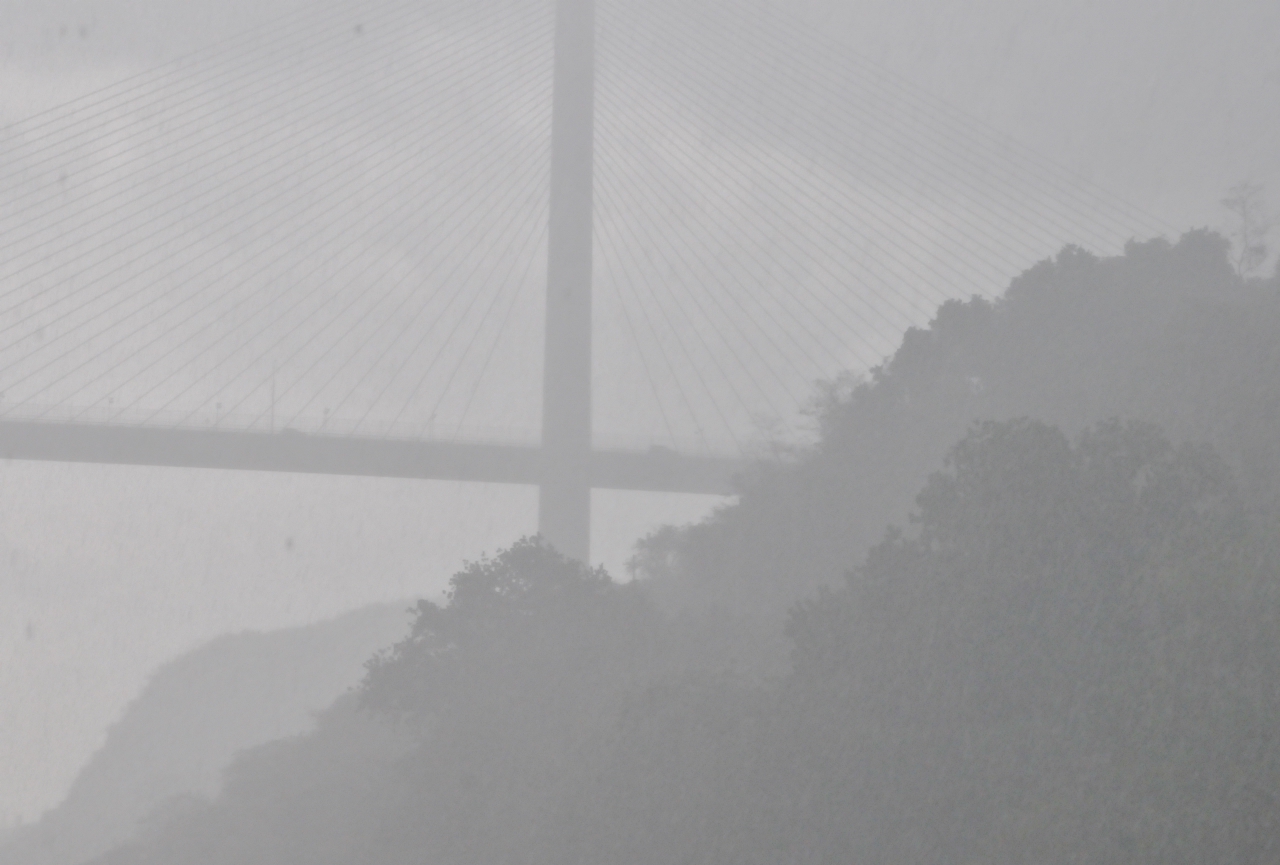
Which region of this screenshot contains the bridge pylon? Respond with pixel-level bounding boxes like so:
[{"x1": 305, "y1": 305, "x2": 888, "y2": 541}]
[{"x1": 539, "y1": 0, "x2": 595, "y2": 562}]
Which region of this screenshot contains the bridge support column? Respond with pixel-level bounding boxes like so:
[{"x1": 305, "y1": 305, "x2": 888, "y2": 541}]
[{"x1": 538, "y1": 0, "x2": 595, "y2": 563}]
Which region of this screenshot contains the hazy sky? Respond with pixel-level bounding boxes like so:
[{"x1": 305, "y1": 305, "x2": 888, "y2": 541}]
[{"x1": 2, "y1": 0, "x2": 1278, "y2": 828}]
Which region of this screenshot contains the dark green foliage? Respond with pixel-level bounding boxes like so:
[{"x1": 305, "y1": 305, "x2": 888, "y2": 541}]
[
  {"x1": 98, "y1": 429, "x2": 1280, "y2": 864},
  {"x1": 0, "y1": 604, "x2": 409, "y2": 865},
  {"x1": 94, "y1": 539, "x2": 673, "y2": 865},
  {"x1": 633, "y1": 231, "x2": 1280, "y2": 624},
  {"x1": 93, "y1": 692, "x2": 419, "y2": 865},
  {"x1": 550, "y1": 420, "x2": 1280, "y2": 865},
  {"x1": 94, "y1": 235, "x2": 1280, "y2": 865},
  {"x1": 777, "y1": 419, "x2": 1280, "y2": 863},
  {"x1": 361, "y1": 537, "x2": 660, "y2": 728},
  {"x1": 354, "y1": 538, "x2": 670, "y2": 865}
]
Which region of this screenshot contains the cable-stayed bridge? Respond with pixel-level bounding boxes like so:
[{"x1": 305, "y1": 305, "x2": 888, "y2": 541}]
[{"x1": 0, "y1": 0, "x2": 1166, "y2": 562}]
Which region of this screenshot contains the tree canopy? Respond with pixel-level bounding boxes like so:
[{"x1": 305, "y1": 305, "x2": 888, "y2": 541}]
[
  {"x1": 80, "y1": 233, "x2": 1280, "y2": 865},
  {"x1": 776, "y1": 419, "x2": 1280, "y2": 863},
  {"x1": 633, "y1": 230, "x2": 1280, "y2": 627}
]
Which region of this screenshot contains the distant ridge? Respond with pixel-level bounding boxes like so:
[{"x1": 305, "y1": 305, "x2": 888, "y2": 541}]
[{"x1": 0, "y1": 602, "x2": 415, "y2": 865}]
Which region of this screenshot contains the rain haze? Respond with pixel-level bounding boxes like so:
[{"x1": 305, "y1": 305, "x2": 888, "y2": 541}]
[{"x1": 1, "y1": 0, "x2": 1278, "y2": 861}]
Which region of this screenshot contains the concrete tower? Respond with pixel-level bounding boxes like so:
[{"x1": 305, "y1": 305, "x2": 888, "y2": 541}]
[{"x1": 538, "y1": 0, "x2": 595, "y2": 562}]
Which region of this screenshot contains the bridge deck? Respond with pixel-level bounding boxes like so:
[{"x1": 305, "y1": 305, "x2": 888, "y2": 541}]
[{"x1": 0, "y1": 420, "x2": 746, "y2": 496}]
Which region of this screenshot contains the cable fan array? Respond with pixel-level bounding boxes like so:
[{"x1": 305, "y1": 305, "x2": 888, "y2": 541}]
[
  {"x1": 0, "y1": 0, "x2": 553, "y2": 445},
  {"x1": 0, "y1": 0, "x2": 1171, "y2": 459},
  {"x1": 589, "y1": 0, "x2": 1172, "y2": 454}
]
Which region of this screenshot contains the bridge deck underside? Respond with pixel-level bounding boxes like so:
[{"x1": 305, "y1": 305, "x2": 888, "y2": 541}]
[{"x1": 0, "y1": 420, "x2": 745, "y2": 496}]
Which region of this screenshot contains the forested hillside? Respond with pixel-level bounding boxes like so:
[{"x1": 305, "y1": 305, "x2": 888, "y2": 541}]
[
  {"x1": 0, "y1": 605, "x2": 411, "y2": 865},
  {"x1": 635, "y1": 230, "x2": 1280, "y2": 624},
  {"x1": 82, "y1": 232, "x2": 1280, "y2": 864}
]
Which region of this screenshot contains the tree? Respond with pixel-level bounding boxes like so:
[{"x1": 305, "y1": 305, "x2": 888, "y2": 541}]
[
  {"x1": 355, "y1": 537, "x2": 671, "y2": 865},
  {"x1": 361, "y1": 536, "x2": 655, "y2": 725},
  {"x1": 1222, "y1": 181, "x2": 1272, "y2": 277},
  {"x1": 84, "y1": 230, "x2": 1280, "y2": 865},
  {"x1": 630, "y1": 230, "x2": 1280, "y2": 631},
  {"x1": 91, "y1": 538, "x2": 671, "y2": 865},
  {"x1": 781, "y1": 418, "x2": 1280, "y2": 864}
]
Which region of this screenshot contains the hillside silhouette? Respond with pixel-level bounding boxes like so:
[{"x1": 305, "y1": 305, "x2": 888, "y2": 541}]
[
  {"x1": 0, "y1": 604, "x2": 412, "y2": 865},
  {"x1": 64, "y1": 231, "x2": 1280, "y2": 863},
  {"x1": 634, "y1": 230, "x2": 1280, "y2": 625}
]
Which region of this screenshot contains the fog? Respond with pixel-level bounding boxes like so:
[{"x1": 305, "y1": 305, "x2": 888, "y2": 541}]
[{"x1": 1, "y1": 0, "x2": 1278, "y2": 861}]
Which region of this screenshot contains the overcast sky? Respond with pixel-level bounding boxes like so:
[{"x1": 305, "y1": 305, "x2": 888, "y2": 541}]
[{"x1": 2, "y1": 0, "x2": 1278, "y2": 828}]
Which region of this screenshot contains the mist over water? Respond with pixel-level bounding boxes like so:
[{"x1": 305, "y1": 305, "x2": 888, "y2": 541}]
[{"x1": 1, "y1": 0, "x2": 1278, "y2": 860}]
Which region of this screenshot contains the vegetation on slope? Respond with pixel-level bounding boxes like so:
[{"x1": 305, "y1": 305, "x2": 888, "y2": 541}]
[
  {"x1": 86, "y1": 232, "x2": 1280, "y2": 864},
  {"x1": 634, "y1": 230, "x2": 1280, "y2": 622},
  {"x1": 0, "y1": 605, "x2": 411, "y2": 865}
]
